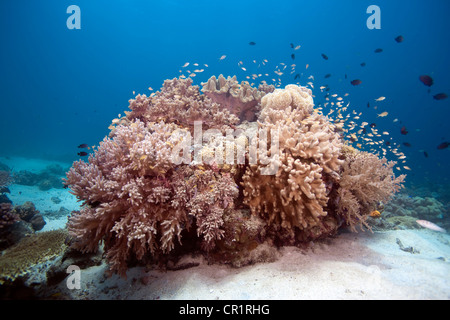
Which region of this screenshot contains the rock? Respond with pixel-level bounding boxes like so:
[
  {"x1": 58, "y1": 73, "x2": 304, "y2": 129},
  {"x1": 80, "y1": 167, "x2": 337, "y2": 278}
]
[
  {"x1": 30, "y1": 214, "x2": 46, "y2": 231},
  {"x1": 51, "y1": 197, "x2": 62, "y2": 204}
]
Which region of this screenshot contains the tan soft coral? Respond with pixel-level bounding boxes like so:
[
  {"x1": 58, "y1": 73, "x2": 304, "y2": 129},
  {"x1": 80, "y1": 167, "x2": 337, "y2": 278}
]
[
  {"x1": 337, "y1": 146, "x2": 406, "y2": 231},
  {"x1": 201, "y1": 74, "x2": 274, "y2": 122},
  {"x1": 242, "y1": 84, "x2": 343, "y2": 242}
]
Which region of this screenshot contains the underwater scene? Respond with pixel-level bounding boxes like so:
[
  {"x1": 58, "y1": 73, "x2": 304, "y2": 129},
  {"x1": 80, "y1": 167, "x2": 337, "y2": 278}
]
[{"x1": 0, "y1": 0, "x2": 449, "y2": 301}]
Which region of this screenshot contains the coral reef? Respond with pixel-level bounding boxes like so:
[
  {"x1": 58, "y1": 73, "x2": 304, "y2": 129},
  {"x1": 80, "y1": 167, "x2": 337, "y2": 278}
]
[
  {"x1": 12, "y1": 164, "x2": 67, "y2": 191},
  {"x1": 64, "y1": 76, "x2": 405, "y2": 276},
  {"x1": 0, "y1": 229, "x2": 68, "y2": 285}
]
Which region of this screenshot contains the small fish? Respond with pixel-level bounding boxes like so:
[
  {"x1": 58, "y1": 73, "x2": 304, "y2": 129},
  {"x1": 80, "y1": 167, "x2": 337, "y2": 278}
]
[
  {"x1": 416, "y1": 220, "x2": 446, "y2": 233},
  {"x1": 291, "y1": 54, "x2": 295, "y2": 60},
  {"x1": 437, "y1": 142, "x2": 450, "y2": 150},
  {"x1": 419, "y1": 75, "x2": 433, "y2": 87},
  {"x1": 374, "y1": 48, "x2": 383, "y2": 53},
  {"x1": 403, "y1": 166, "x2": 411, "y2": 170},
  {"x1": 385, "y1": 141, "x2": 391, "y2": 146},
  {"x1": 324, "y1": 74, "x2": 331, "y2": 78},
  {"x1": 306, "y1": 64, "x2": 309, "y2": 69},
  {"x1": 375, "y1": 96, "x2": 386, "y2": 101},
  {"x1": 400, "y1": 126, "x2": 408, "y2": 135},
  {"x1": 77, "y1": 152, "x2": 88, "y2": 156},
  {"x1": 360, "y1": 62, "x2": 366, "y2": 67},
  {"x1": 351, "y1": 79, "x2": 362, "y2": 86},
  {"x1": 367, "y1": 102, "x2": 370, "y2": 108},
  {"x1": 77, "y1": 144, "x2": 88, "y2": 148},
  {"x1": 370, "y1": 123, "x2": 377, "y2": 128},
  {"x1": 433, "y1": 93, "x2": 448, "y2": 100},
  {"x1": 294, "y1": 74, "x2": 300, "y2": 80},
  {"x1": 294, "y1": 45, "x2": 301, "y2": 50},
  {"x1": 369, "y1": 210, "x2": 381, "y2": 218},
  {"x1": 377, "y1": 111, "x2": 388, "y2": 117},
  {"x1": 249, "y1": 41, "x2": 256, "y2": 45},
  {"x1": 423, "y1": 151, "x2": 428, "y2": 158},
  {"x1": 321, "y1": 53, "x2": 328, "y2": 60},
  {"x1": 182, "y1": 62, "x2": 189, "y2": 68},
  {"x1": 403, "y1": 142, "x2": 412, "y2": 147},
  {"x1": 290, "y1": 43, "x2": 294, "y2": 48},
  {"x1": 219, "y1": 55, "x2": 227, "y2": 60},
  {"x1": 394, "y1": 35, "x2": 404, "y2": 43}
]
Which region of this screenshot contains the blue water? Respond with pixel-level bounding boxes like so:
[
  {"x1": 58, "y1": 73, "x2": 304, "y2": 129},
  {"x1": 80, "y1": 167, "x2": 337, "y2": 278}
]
[{"x1": 1, "y1": 0, "x2": 449, "y2": 192}]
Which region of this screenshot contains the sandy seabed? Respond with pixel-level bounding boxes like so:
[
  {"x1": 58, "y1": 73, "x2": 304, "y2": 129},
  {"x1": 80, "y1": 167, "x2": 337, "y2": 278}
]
[{"x1": 2, "y1": 157, "x2": 449, "y2": 300}]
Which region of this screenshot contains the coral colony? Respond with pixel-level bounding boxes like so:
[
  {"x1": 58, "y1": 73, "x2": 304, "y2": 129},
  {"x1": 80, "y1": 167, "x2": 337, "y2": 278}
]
[{"x1": 64, "y1": 75, "x2": 405, "y2": 276}]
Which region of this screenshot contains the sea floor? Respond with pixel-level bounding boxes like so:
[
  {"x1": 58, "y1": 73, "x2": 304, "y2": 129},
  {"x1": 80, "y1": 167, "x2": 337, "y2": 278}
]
[{"x1": 1, "y1": 156, "x2": 449, "y2": 300}]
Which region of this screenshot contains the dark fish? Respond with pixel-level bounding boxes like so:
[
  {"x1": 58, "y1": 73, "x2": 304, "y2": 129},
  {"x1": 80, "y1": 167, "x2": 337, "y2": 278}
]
[
  {"x1": 367, "y1": 102, "x2": 370, "y2": 108},
  {"x1": 294, "y1": 73, "x2": 300, "y2": 80},
  {"x1": 433, "y1": 93, "x2": 448, "y2": 100},
  {"x1": 423, "y1": 151, "x2": 428, "y2": 158},
  {"x1": 362, "y1": 128, "x2": 367, "y2": 134},
  {"x1": 360, "y1": 62, "x2": 366, "y2": 67},
  {"x1": 374, "y1": 48, "x2": 383, "y2": 53},
  {"x1": 403, "y1": 142, "x2": 412, "y2": 147},
  {"x1": 351, "y1": 79, "x2": 362, "y2": 86},
  {"x1": 385, "y1": 141, "x2": 391, "y2": 146},
  {"x1": 394, "y1": 35, "x2": 404, "y2": 43},
  {"x1": 400, "y1": 126, "x2": 408, "y2": 135},
  {"x1": 370, "y1": 123, "x2": 376, "y2": 128},
  {"x1": 78, "y1": 143, "x2": 88, "y2": 148},
  {"x1": 321, "y1": 53, "x2": 328, "y2": 60},
  {"x1": 345, "y1": 74, "x2": 347, "y2": 79},
  {"x1": 291, "y1": 54, "x2": 295, "y2": 60},
  {"x1": 419, "y1": 75, "x2": 433, "y2": 87},
  {"x1": 324, "y1": 74, "x2": 331, "y2": 78},
  {"x1": 437, "y1": 142, "x2": 450, "y2": 150},
  {"x1": 290, "y1": 43, "x2": 294, "y2": 48},
  {"x1": 77, "y1": 152, "x2": 88, "y2": 156},
  {"x1": 249, "y1": 41, "x2": 256, "y2": 45}
]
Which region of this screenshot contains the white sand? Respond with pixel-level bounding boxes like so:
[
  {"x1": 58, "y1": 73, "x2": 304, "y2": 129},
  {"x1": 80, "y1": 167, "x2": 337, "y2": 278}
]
[
  {"x1": 57, "y1": 229, "x2": 450, "y2": 300},
  {"x1": 2, "y1": 157, "x2": 449, "y2": 299}
]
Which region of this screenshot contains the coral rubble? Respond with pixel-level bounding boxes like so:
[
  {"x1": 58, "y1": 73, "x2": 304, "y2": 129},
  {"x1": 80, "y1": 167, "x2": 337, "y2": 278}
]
[{"x1": 64, "y1": 76, "x2": 405, "y2": 276}]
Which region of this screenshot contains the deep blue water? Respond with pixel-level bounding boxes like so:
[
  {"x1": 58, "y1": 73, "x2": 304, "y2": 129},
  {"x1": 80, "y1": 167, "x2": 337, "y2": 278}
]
[{"x1": 1, "y1": 0, "x2": 449, "y2": 192}]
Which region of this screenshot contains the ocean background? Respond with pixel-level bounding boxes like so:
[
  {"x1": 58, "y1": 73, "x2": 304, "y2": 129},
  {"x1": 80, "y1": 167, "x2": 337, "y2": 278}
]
[{"x1": 1, "y1": 0, "x2": 449, "y2": 193}]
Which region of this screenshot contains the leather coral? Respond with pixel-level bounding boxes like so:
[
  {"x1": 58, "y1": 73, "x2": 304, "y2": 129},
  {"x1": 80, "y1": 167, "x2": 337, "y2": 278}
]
[{"x1": 242, "y1": 85, "x2": 344, "y2": 242}]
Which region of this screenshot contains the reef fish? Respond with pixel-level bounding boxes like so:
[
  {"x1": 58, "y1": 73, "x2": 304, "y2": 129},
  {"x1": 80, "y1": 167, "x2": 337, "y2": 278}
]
[
  {"x1": 321, "y1": 53, "x2": 328, "y2": 60},
  {"x1": 249, "y1": 41, "x2": 256, "y2": 45},
  {"x1": 437, "y1": 142, "x2": 450, "y2": 150},
  {"x1": 433, "y1": 93, "x2": 448, "y2": 100},
  {"x1": 419, "y1": 75, "x2": 433, "y2": 87},
  {"x1": 395, "y1": 35, "x2": 404, "y2": 43},
  {"x1": 374, "y1": 48, "x2": 383, "y2": 53},
  {"x1": 369, "y1": 210, "x2": 381, "y2": 218},
  {"x1": 351, "y1": 79, "x2": 362, "y2": 86},
  {"x1": 77, "y1": 152, "x2": 88, "y2": 156},
  {"x1": 377, "y1": 111, "x2": 388, "y2": 117},
  {"x1": 400, "y1": 126, "x2": 408, "y2": 135},
  {"x1": 416, "y1": 220, "x2": 446, "y2": 233},
  {"x1": 77, "y1": 144, "x2": 88, "y2": 148}
]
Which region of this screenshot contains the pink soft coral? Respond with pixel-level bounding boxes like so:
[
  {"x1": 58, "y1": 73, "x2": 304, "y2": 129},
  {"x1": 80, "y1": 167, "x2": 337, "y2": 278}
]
[{"x1": 65, "y1": 120, "x2": 238, "y2": 275}]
